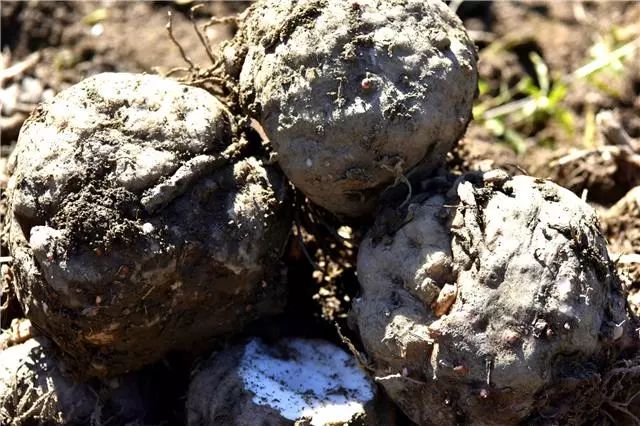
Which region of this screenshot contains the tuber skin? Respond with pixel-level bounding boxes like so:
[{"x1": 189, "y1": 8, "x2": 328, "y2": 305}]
[
  {"x1": 0, "y1": 337, "x2": 148, "y2": 425},
  {"x1": 6, "y1": 73, "x2": 292, "y2": 378},
  {"x1": 352, "y1": 173, "x2": 628, "y2": 425},
  {"x1": 225, "y1": 0, "x2": 478, "y2": 216},
  {"x1": 187, "y1": 338, "x2": 383, "y2": 426}
]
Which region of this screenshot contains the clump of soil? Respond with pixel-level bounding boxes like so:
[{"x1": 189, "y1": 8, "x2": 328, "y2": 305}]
[
  {"x1": 186, "y1": 337, "x2": 384, "y2": 426},
  {"x1": 5, "y1": 73, "x2": 292, "y2": 378},
  {"x1": 527, "y1": 146, "x2": 640, "y2": 207},
  {"x1": 600, "y1": 186, "x2": 640, "y2": 319},
  {"x1": 224, "y1": 0, "x2": 478, "y2": 216},
  {"x1": 352, "y1": 173, "x2": 629, "y2": 425},
  {"x1": 0, "y1": 318, "x2": 34, "y2": 350},
  {"x1": 601, "y1": 186, "x2": 640, "y2": 261}
]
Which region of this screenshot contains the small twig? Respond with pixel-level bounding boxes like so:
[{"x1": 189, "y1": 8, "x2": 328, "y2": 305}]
[
  {"x1": 88, "y1": 386, "x2": 104, "y2": 426},
  {"x1": 166, "y1": 11, "x2": 196, "y2": 71},
  {"x1": 0, "y1": 51, "x2": 41, "y2": 85},
  {"x1": 375, "y1": 373, "x2": 427, "y2": 386},
  {"x1": 623, "y1": 387, "x2": 640, "y2": 407},
  {"x1": 482, "y1": 96, "x2": 536, "y2": 120},
  {"x1": 294, "y1": 211, "x2": 320, "y2": 270},
  {"x1": 249, "y1": 118, "x2": 270, "y2": 144},
  {"x1": 468, "y1": 30, "x2": 496, "y2": 44},
  {"x1": 397, "y1": 174, "x2": 412, "y2": 209},
  {"x1": 597, "y1": 110, "x2": 640, "y2": 152},
  {"x1": 552, "y1": 147, "x2": 605, "y2": 167},
  {"x1": 203, "y1": 15, "x2": 237, "y2": 31},
  {"x1": 187, "y1": 75, "x2": 230, "y2": 87},
  {"x1": 485, "y1": 357, "x2": 493, "y2": 386},
  {"x1": 382, "y1": 160, "x2": 412, "y2": 209},
  {"x1": 335, "y1": 322, "x2": 374, "y2": 372},
  {"x1": 190, "y1": 5, "x2": 217, "y2": 65},
  {"x1": 571, "y1": 37, "x2": 640, "y2": 80},
  {"x1": 503, "y1": 162, "x2": 530, "y2": 176},
  {"x1": 162, "y1": 66, "x2": 192, "y2": 77},
  {"x1": 604, "y1": 402, "x2": 640, "y2": 425},
  {"x1": 14, "y1": 388, "x2": 55, "y2": 423},
  {"x1": 600, "y1": 409, "x2": 617, "y2": 425}
]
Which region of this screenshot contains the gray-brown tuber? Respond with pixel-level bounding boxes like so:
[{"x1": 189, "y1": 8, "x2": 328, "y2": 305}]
[
  {"x1": 6, "y1": 73, "x2": 292, "y2": 378},
  {"x1": 224, "y1": 0, "x2": 478, "y2": 216},
  {"x1": 352, "y1": 174, "x2": 628, "y2": 425}
]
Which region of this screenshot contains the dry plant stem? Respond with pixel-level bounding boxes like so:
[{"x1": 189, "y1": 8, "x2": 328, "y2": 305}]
[
  {"x1": 203, "y1": 15, "x2": 237, "y2": 32},
  {"x1": 597, "y1": 110, "x2": 640, "y2": 152},
  {"x1": 189, "y1": 5, "x2": 217, "y2": 64},
  {"x1": 0, "y1": 52, "x2": 40, "y2": 85},
  {"x1": 163, "y1": 66, "x2": 192, "y2": 77},
  {"x1": 335, "y1": 322, "x2": 373, "y2": 372},
  {"x1": 14, "y1": 389, "x2": 55, "y2": 424},
  {"x1": 162, "y1": 7, "x2": 239, "y2": 113},
  {"x1": 166, "y1": 11, "x2": 196, "y2": 71},
  {"x1": 294, "y1": 210, "x2": 319, "y2": 271},
  {"x1": 375, "y1": 374, "x2": 427, "y2": 386}
]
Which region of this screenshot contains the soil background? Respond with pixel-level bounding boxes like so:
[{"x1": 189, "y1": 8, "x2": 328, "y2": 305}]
[{"x1": 1, "y1": 1, "x2": 639, "y2": 425}]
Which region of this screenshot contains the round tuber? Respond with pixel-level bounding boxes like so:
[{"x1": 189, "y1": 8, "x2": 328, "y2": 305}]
[
  {"x1": 227, "y1": 0, "x2": 478, "y2": 216},
  {"x1": 187, "y1": 337, "x2": 381, "y2": 425},
  {"x1": 0, "y1": 337, "x2": 147, "y2": 425},
  {"x1": 6, "y1": 73, "x2": 292, "y2": 378},
  {"x1": 352, "y1": 173, "x2": 628, "y2": 424}
]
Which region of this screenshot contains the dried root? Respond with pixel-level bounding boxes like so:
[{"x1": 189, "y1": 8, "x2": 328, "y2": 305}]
[{"x1": 164, "y1": 7, "x2": 240, "y2": 112}]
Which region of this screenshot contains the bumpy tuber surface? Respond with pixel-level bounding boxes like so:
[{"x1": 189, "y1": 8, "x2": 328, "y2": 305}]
[
  {"x1": 0, "y1": 337, "x2": 147, "y2": 425},
  {"x1": 226, "y1": 0, "x2": 478, "y2": 216},
  {"x1": 352, "y1": 174, "x2": 628, "y2": 425},
  {"x1": 187, "y1": 338, "x2": 380, "y2": 426},
  {"x1": 6, "y1": 73, "x2": 292, "y2": 378}
]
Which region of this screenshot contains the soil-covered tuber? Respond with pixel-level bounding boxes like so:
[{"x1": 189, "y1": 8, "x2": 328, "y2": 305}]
[
  {"x1": 352, "y1": 174, "x2": 628, "y2": 425},
  {"x1": 187, "y1": 337, "x2": 381, "y2": 425},
  {"x1": 6, "y1": 73, "x2": 292, "y2": 378},
  {"x1": 0, "y1": 337, "x2": 147, "y2": 425},
  {"x1": 226, "y1": 0, "x2": 478, "y2": 216}
]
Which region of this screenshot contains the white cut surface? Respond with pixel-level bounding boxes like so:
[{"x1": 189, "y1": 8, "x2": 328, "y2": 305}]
[{"x1": 239, "y1": 338, "x2": 375, "y2": 425}]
